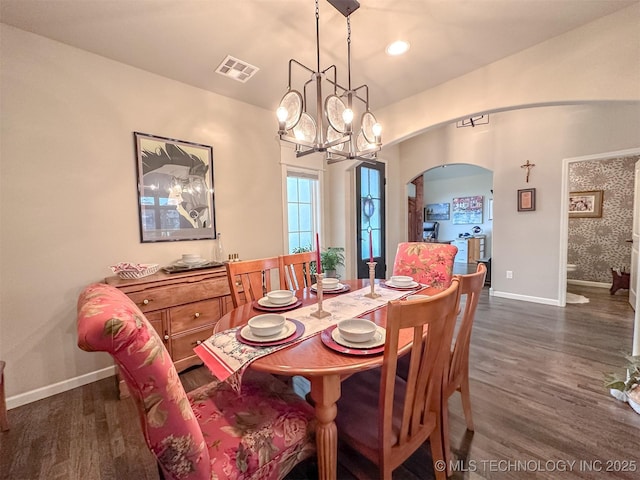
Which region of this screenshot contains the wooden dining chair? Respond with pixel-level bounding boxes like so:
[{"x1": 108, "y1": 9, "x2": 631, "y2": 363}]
[
  {"x1": 392, "y1": 242, "x2": 458, "y2": 289},
  {"x1": 278, "y1": 251, "x2": 317, "y2": 290},
  {"x1": 441, "y1": 262, "x2": 487, "y2": 474},
  {"x1": 77, "y1": 283, "x2": 316, "y2": 480},
  {"x1": 225, "y1": 256, "x2": 281, "y2": 307},
  {"x1": 335, "y1": 278, "x2": 461, "y2": 480}
]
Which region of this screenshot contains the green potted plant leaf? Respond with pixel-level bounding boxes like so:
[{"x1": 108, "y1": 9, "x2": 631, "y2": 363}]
[
  {"x1": 320, "y1": 247, "x2": 345, "y2": 279},
  {"x1": 604, "y1": 354, "x2": 640, "y2": 414}
]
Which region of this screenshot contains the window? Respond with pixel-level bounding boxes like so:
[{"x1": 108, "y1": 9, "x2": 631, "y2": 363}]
[{"x1": 285, "y1": 170, "x2": 320, "y2": 253}]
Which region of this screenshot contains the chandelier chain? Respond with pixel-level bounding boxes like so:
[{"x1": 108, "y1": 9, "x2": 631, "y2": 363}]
[
  {"x1": 315, "y1": 0, "x2": 320, "y2": 72},
  {"x1": 347, "y1": 16, "x2": 352, "y2": 89}
]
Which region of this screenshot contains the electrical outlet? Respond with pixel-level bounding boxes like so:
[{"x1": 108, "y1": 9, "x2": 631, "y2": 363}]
[{"x1": 506, "y1": 270, "x2": 513, "y2": 279}]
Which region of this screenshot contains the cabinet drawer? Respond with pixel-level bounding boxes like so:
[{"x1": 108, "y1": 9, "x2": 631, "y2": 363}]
[
  {"x1": 145, "y1": 310, "x2": 165, "y2": 338},
  {"x1": 170, "y1": 299, "x2": 221, "y2": 333},
  {"x1": 128, "y1": 278, "x2": 229, "y2": 312},
  {"x1": 170, "y1": 327, "x2": 213, "y2": 362}
]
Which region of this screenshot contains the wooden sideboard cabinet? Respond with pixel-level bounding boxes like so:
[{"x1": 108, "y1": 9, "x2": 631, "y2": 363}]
[{"x1": 105, "y1": 267, "x2": 232, "y2": 397}]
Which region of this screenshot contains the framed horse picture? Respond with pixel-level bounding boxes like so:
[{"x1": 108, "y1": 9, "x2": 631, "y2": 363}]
[
  {"x1": 134, "y1": 132, "x2": 216, "y2": 242},
  {"x1": 568, "y1": 190, "x2": 603, "y2": 218}
]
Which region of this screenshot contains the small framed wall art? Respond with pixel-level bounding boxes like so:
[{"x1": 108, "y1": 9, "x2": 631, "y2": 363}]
[
  {"x1": 424, "y1": 203, "x2": 450, "y2": 220},
  {"x1": 452, "y1": 196, "x2": 483, "y2": 224},
  {"x1": 517, "y1": 188, "x2": 536, "y2": 212},
  {"x1": 568, "y1": 190, "x2": 603, "y2": 218}
]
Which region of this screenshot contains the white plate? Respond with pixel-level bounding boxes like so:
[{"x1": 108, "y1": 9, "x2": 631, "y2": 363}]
[
  {"x1": 386, "y1": 280, "x2": 419, "y2": 289},
  {"x1": 311, "y1": 283, "x2": 343, "y2": 291},
  {"x1": 240, "y1": 320, "x2": 296, "y2": 342},
  {"x1": 173, "y1": 258, "x2": 208, "y2": 267},
  {"x1": 332, "y1": 326, "x2": 386, "y2": 349},
  {"x1": 257, "y1": 296, "x2": 298, "y2": 308}
]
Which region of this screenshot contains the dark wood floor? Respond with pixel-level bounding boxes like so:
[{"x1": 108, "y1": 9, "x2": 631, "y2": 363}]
[{"x1": 1, "y1": 283, "x2": 639, "y2": 480}]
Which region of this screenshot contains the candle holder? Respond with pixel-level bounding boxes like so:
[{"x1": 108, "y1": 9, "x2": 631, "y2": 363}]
[
  {"x1": 364, "y1": 262, "x2": 381, "y2": 299},
  {"x1": 310, "y1": 273, "x2": 331, "y2": 319}
]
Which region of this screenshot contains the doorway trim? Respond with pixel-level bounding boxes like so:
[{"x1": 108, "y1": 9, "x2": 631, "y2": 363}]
[{"x1": 559, "y1": 147, "x2": 640, "y2": 307}]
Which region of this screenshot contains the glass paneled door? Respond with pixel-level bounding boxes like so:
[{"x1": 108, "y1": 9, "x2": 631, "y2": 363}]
[{"x1": 356, "y1": 161, "x2": 386, "y2": 278}]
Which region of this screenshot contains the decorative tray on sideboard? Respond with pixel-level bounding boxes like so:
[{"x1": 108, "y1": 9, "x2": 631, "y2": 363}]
[{"x1": 162, "y1": 261, "x2": 224, "y2": 274}]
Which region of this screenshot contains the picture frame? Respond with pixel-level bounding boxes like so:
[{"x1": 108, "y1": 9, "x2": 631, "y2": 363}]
[
  {"x1": 517, "y1": 188, "x2": 535, "y2": 212},
  {"x1": 569, "y1": 190, "x2": 603, "y2": 218},
  {"x1": 134, "y1": 132, "x2": 216, "y2": 242},
  {"x1": 424, "y1": 202, "x2": 450, "y2": 221},
  {"x1": 452, "y1": 196, "x2": 483, "y2": 224}
]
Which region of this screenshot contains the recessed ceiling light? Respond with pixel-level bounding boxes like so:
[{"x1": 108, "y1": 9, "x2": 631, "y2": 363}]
[{"x1": 385, "y1": 40, "x2": 410, "y2": 56}]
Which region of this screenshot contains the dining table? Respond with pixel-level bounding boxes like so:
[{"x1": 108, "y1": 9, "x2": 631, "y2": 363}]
[{"x1": 212, "y1": 278, "x2": 440, "y2": 480}]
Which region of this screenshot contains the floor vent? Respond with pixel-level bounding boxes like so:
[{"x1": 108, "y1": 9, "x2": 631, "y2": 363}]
[{"x1": 215, "y1": 55, "x2": 259, "y2": 83}]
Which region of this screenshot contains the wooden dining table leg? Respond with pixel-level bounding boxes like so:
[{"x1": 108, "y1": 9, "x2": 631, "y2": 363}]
[{"x1": 309, "y1": 374, "x2": 341, "y2": 480}]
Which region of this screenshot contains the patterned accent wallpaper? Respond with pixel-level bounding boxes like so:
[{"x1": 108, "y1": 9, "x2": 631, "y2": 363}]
[{"x1": 568, "y1": 155, "x2": 637, "y2": 283}]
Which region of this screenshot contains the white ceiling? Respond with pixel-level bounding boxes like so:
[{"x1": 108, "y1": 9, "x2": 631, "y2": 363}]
[{"x1": 1, "y1": 0, "x2": 636, "y2": 113}]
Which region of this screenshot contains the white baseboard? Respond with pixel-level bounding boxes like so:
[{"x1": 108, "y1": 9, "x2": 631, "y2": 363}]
[
  {"x1": 491, "y1": 290, "x2": 561, "y2": 306},
  {"x1": 7, "y1": 366, "x2": 116, "y2": 410},
  {"x1": 567, "y1": 279, "x2": 610, "y2": 289}
]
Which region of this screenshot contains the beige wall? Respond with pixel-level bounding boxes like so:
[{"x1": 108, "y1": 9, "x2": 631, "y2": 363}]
[
  {"x1": 0, "y1": 25, "x2": 284, "y2": 402},
  {"x1": 2, "y1": 2, "x2": 640, "y2": 405},
  {"x1": 398, "y1": 105, "x2": 640, "y2": 303},
  {"x1": 383, "y1": 3, "x2": 640, "y2": 305}
]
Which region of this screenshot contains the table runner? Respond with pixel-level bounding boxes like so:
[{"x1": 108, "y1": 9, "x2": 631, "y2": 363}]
[{"x1": 194, "y1": 284, "x2": 418, "y2": 386}]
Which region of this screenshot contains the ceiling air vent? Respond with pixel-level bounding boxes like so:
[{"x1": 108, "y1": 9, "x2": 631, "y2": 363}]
[{"x1": 215, "y1": 55, "x2": 259, "y2": 83}]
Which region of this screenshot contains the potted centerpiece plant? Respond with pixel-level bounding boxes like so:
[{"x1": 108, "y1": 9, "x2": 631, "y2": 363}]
[
  {"x1": 320, "y1": 247, "x2": 345, "y2": 279},
  {"x1": 604, "y1": 354, "x2": 640, "y2": 414}
]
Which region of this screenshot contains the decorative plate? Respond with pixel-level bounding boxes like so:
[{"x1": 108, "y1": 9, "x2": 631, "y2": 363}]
[
  {"x1": 253, "y1": 297, "x2": 303, "y2": 312},
  {"x1": 173, "y1": 258, "x2": 209, "y2": 267},
  {"x1": 331, "y1": 326, "x2": 386, "y2": 349},
  {"x1": 310, "y1": 284, "x2": 350, "y2": 294},
  {"x1": 320, "y1": 324, "x2": 385, "y2": 356},
  {"x1": 237, "y1": 319, "x2": 305, "y2": 347},
  {"x1": 381, "y1": 281, "x2": 421, "y2": 290}
]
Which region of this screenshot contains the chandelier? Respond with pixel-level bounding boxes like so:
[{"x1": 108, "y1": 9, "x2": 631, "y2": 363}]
[{"x1": 276, "y1": 0, "x2": 382, "y2": 163}]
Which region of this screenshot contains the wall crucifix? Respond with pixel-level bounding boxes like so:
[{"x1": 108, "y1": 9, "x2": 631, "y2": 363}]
[{"x1": 520, "y1": 160, "x2": 536, "y2": 183}]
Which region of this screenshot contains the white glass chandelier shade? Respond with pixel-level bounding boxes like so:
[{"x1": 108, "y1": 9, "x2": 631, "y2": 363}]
[{"x1": 276, "y1": 0, "x2": 382, "y2": 162}]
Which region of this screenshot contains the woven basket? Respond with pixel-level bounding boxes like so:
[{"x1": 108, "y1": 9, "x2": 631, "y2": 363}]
[{"x1": 117, "y1": 264, "x2": 160, "y2": 280}]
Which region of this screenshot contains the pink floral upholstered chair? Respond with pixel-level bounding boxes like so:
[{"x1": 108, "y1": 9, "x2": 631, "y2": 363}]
[
  {"x1": 392, "y1": 242, "x2": 458, "y2": 289},
  {"x1": 77, "y1": 283, "x2": 315, "y2": 480}
]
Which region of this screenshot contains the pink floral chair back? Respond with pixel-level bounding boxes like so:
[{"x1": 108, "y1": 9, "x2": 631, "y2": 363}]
[
  {"x1": 392, "y1": 242, "x2": 458, "y2": 289},
  {"x1": 77, "y1": 283, "x2": 315, "y2": 480}
]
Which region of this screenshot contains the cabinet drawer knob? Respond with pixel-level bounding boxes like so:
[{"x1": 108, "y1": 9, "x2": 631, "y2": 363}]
[
  {"x1": 194, "y1": 312, "x2": 200, "y2": 318},
  {"x1": 193, "y1": 340, "x2": 203, "y2": 346},
  {"x1": 142, "y1": 299, "x2": 150, "y2": 305},
  {"x1": 163, "y1": 334, "x2": 169, "y2": 341}
]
